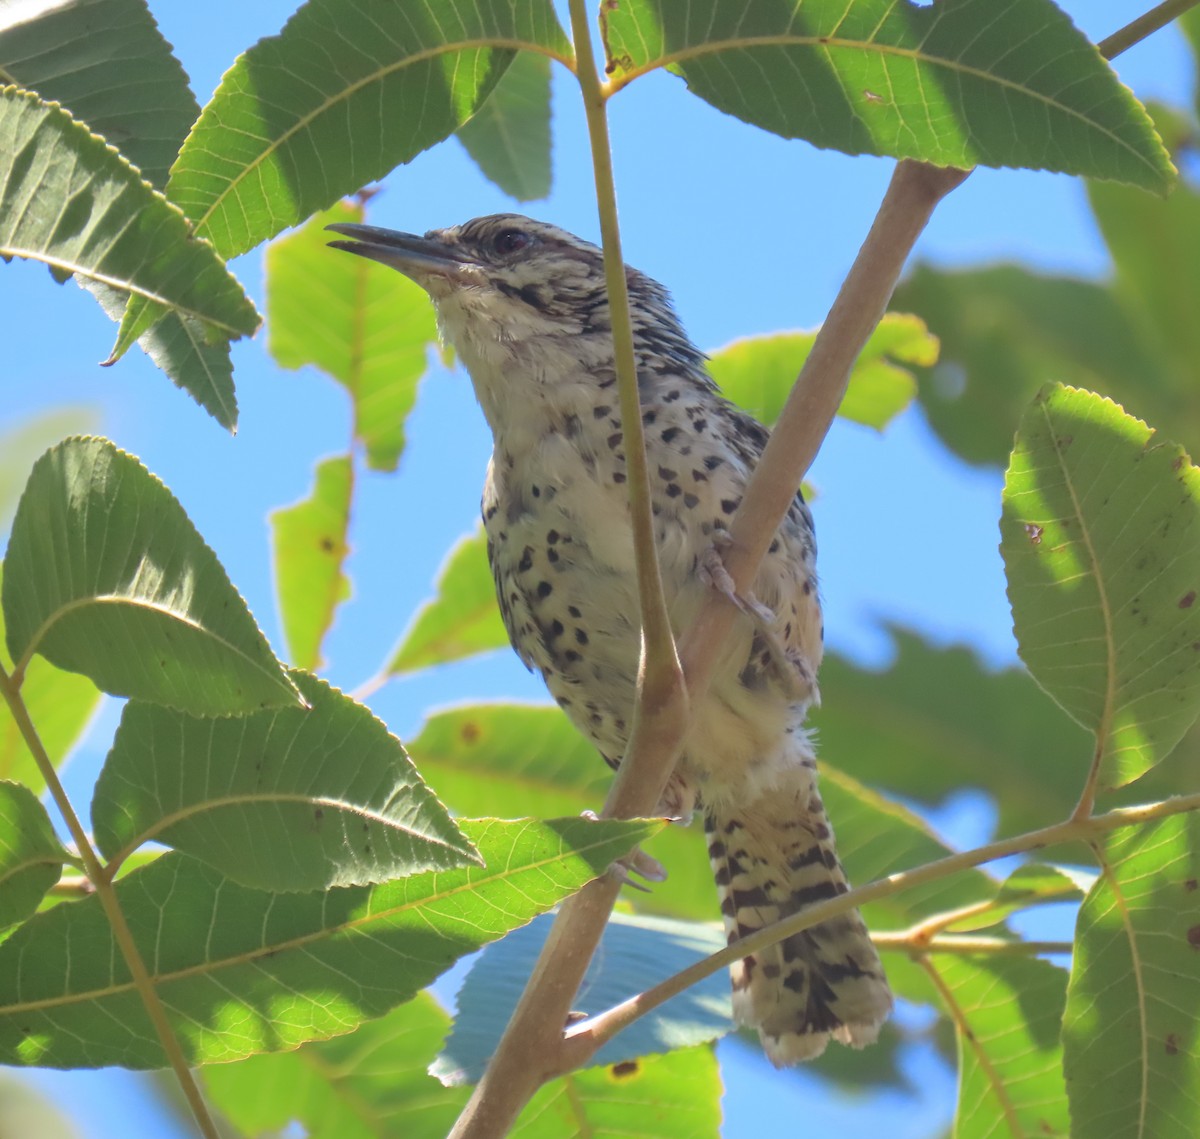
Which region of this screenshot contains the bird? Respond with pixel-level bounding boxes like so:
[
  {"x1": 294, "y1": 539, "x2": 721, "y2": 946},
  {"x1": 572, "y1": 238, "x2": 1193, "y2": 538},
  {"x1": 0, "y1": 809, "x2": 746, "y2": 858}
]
[{"x1": 327, "y1": 214, "x2": 892, "y2": 1064}]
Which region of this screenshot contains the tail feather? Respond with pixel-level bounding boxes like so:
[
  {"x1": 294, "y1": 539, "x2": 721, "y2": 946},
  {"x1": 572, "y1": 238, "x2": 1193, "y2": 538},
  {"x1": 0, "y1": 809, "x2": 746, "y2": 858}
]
[{"x1": 704, "y1": 769, "x2": 892, "y2": 1065}]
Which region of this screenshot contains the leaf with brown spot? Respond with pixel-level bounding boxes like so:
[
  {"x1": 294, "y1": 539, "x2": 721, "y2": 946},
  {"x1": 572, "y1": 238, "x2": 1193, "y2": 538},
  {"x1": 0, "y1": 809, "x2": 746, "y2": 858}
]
[{"x1": 1063, "y1": 811, "x2": 1200, "y2": 1138}]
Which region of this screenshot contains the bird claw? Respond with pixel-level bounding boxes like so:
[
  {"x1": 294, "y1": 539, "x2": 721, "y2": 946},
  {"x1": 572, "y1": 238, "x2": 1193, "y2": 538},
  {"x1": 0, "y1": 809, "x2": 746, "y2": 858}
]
[
  {"x1": 699, "y1": 539, "x2": 810, "y2": 702},
  {"x1": 582, "y1": 810, "x2": 669, "y2": 887},
  {"x1": 699, "y1": 538, "x2": 776, "y2": 627}
]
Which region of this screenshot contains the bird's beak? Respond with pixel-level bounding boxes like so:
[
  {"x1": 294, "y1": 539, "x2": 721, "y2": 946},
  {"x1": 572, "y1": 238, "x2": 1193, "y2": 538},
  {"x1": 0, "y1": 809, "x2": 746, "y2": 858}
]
[{"x1": 325, "y1": 223, "x2": 474, "y2": 288}]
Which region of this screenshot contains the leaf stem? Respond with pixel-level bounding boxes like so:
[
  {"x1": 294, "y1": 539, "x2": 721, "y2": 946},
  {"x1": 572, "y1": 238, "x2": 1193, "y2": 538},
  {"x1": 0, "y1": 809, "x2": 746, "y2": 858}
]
[
  {"x1": 874, "y1": 932, "x2": 1073, "y2": 957},
  {"x1": 564, "y1": 0, "x2": 689, "y2": 764},
  {"x1": 564, "y1": 793, "x2": 1200, "y2": 1062},
  {"x1": 1098, "y1": 0, "x2": 1200, "y2": 59},
  {"x1": 916, "y1": 956, "x2": 1024, "y2": 1138},
  {"x1": 0, "y1": 665, "x2": 220, "y2": 1139}
]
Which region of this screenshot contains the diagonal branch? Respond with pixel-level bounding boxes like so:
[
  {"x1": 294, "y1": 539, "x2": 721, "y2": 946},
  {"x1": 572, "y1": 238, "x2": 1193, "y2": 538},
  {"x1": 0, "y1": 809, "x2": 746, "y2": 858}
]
[{"x1": 563, "y1": 793, "x2": 1200, "y2": 1063}]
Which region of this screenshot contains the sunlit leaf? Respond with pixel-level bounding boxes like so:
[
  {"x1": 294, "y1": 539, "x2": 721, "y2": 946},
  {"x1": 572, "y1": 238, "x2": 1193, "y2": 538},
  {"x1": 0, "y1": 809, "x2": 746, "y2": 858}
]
[
  {"x1": 85, "y1": 278, "x2": 237, "y2": 430},
  {"x1": 603, "y1": 0, "x2": 1172, "y2": 191},
  {"x1": 0, "y1": 781, "x2": 69, "y2": 928},
  {"x1": 0, "y1": 816, "x2": 659, "y2": 1068},
  {"x1": 271, "y1": 455, "x2": 353, "y2": 672},
  {"x1": 168, "y1": 0, "x2": 571, "y2": 258},
  {"x1": 0, "y1": 88, "x2": 259, "y2": 339},
  {"x1": 1001, "y1": 385, "x2": 1200, "y2": 790},
  {"x1": 408, "y1": 702, "x2": 996, "y2": 937},
  {"x1": 926, "y1": 953, "x2": 1068, "y2": 1139},
  {"x1": 706, "y1": 313, "x2": 934, "y2": 431},
  {"x1": 267, "y1": 200, "x2": 437, "y2": 471},
  {"x1": 384, "y1": 528, "x2": 509, "y2": 677},
  {"x1": 0, "y1": 0, "x2": 199, "y2": 189},
  {"x1": 511, "y1": 1046, "x2": 721, "y2": 1139},
  {"x1": 456, "y1": 51, "x2": 552, "y2": 202},
  {"x1": 436, "y1": 912, "x2": 729, "y2": 1084},
  {"x1": 203, "y1": 992, "x2": 469, "y2": 1139},
  {"x1": 2, "y1": 437, "x2": 299, "y2": 715},
  {"x1": 0, "y1": 2, "x2": 243, "y2": 428},
  {"x1": 93, "y1": 671, "x2": 477, "y2": 890},
  {"x1": 1062, "y1": 811, "x2": 1200, "y2": 1139},
  {"x1": 406, "y1": 702, "x2": 713, "y2": 920},
  {"x1": 947, "y1": 862, "x2": 1090, "y2": 934}
]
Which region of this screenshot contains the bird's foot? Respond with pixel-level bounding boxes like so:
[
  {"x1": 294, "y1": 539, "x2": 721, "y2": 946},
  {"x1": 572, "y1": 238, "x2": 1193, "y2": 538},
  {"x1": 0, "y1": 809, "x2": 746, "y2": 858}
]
[
  {"x1": 699, "y1": 538, "x2": 811, "y2": 702},
  {"x1": 582, "y1": 810, "x2": 668, "y2": 888}
]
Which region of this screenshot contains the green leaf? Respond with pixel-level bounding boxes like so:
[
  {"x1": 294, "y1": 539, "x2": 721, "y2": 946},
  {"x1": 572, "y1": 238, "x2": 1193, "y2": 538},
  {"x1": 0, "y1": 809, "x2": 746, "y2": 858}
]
[
  {"x1": 92, "y1": 671, "x2": 477, "y2": 890},
  {"x1": 0, "y1": 0, "x2": 200, "y2": 190},
  {"x1": 1088, "y1": 173, "x2": 1200, "y2": 399},
  {"x1": 408, "y1": 702, "x2": 996, "y2": 935},
  {"x1": 1183, "y1": 14, "x2": 1200, "y2": 120},
  {"x1": 84, "y1": 278, "x2": 238, "y2": 430},
  {"x1": 0, "y1": 3, "x2": 240, "y2": 429},
  {"x1": 0, "y1": 408, "x2": 100, "y2": 533},
  {"x1": 203, "y1": 992, "x2": 469, "y2": 1139},
  {"x1": 813, "y1": 629, "x2": 1092, "y2": 835},
  {"x1": 167, "y1": 0, "x2": 571, "y2": 259},
  {"x1": 406, "y1": 702, "x2": 716, "y2": 921},
  {"x1": 947, "y1": 862, "x2": 1090, "y2": 934},
  {"x1": 603, "y1": 0, "x2": 1173, "y2": 191},
  {"x1": 1062, "y1": 811, "x2": 1200, "y2": 1139},
  {"x1": 0, "y1": 781, "x2": 69, "y2": 928},
  {"x1": 385, "y1": 528, "x2": 510, "y2": 677},
  {"x1": 820, "y1": 765, "x2": 994, "y2": 932},
  {"x1": 271, "y1": 455, "x2": 353, "y2": 672},
  {"x1": 266, "y1": 200, "x2": 437, "y2": 472},
  {"x1": 456, "y1": 51, "x2": 552, "y2": 202},
  {"x1": 103, "y1": 292, "x2": 167, "y2": 367},
  {"x1": 706, "y1": 312, "x2": 934, "y2": 431},
  {"x1": 927, "y1": 953, "x2": 1069, "y2": 1139},
  {"x1": 435, "y1": 912, "x2": 729, "y2": 1084},
  {"x1": 0, "y1": 561, "x2": 101, "y2": 795},
  {"x1": 894, "y1": 264, "x2": 1170, "y2": 468},
  {"x1": 0, "y1": 816, "x2": 659, "y2": 1068},
  {"x1": 2, "y1": 437, "x2": 299, "y2": 716},
  {"x1": 510, "y1": 1045, "x2": 721, "y2": 1139},
  {"x1": 1001, "y1": 385, "x2": 1200, "y2": 791},
  {"x1": 0, "y1": 87, "x2": 260, "y2": 339}
]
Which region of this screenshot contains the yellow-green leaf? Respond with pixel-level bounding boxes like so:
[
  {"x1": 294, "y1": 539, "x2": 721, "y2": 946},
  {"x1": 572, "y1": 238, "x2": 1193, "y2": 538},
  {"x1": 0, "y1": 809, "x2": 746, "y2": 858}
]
[
  {"x1": 1001, "y1": 385, "x2": 1200, "y2": 790},
  {"x1": 271, "y1": 455, "x2": 354, "y2": 672}
]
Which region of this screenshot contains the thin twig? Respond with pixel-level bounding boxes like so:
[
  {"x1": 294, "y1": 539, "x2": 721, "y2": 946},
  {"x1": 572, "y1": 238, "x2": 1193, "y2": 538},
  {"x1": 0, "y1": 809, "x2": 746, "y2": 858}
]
[
  {"x1": 874, "y1": 934, "x2": 1074, "y2": 957},
  {"x1": 1098, "y1": 0, "x2": 1200, "y2": 59},
  {"x1": 0, "y1": 667, "x2": 220, "y2": 1139},
  {"x1": 563, "y1": 793, "x2": 1200, "y2": 1061},
  {"x1": 446, "y1": 3, "x2": 689, "y2": 1132}
]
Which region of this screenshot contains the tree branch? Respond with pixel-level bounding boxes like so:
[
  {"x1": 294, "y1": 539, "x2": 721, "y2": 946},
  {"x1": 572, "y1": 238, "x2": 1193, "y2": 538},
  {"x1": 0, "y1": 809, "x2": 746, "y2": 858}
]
[{"x1": 562, "y1": 793, "x2": 1200, "y2": 1062}]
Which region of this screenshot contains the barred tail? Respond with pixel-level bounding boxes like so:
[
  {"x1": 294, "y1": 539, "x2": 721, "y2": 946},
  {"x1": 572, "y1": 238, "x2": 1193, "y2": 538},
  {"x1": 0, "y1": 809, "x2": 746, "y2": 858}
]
[{"x1": 704, "y1": 764, "x2": 892, "y2": 1065}]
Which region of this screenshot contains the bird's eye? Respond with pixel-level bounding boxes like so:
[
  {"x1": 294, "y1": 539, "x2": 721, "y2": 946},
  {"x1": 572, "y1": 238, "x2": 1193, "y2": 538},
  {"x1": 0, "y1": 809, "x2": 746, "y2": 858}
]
[{"x1": 493, "y1": 229, "x2": 530, "y2": 255}]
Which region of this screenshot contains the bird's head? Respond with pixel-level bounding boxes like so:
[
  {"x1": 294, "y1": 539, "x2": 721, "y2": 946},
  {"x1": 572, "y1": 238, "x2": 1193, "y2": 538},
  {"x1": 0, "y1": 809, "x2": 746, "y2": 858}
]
[
  {"x1": 327, "y1": 213, "x2": 706, "y2": 433},
  {"x1": 330, "y1": 212, "x2": 699, "y2": 354}
]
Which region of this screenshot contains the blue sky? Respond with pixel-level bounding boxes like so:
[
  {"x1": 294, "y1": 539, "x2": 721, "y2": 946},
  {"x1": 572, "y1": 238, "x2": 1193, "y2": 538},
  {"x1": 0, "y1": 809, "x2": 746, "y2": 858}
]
[{"x1": 3, "y1": 1, "x2": 1194, "y2": 1135}]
